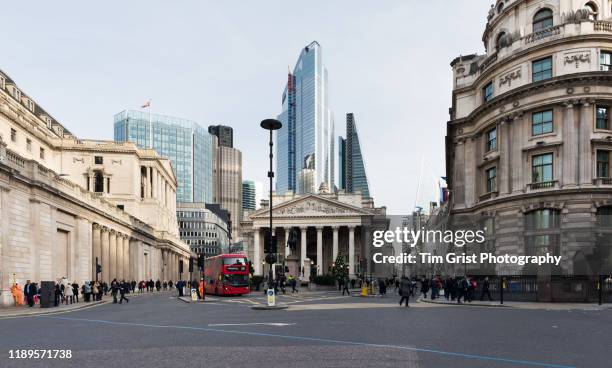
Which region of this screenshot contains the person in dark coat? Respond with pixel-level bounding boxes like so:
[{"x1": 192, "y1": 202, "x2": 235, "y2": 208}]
[
  {"x1": 110, "y1": 279, "x2": 119, "y2": 303},
  {"x1": 342, "y1": 276, "x2": 350, "y2": 295},
  {"x1": 480, "y1": 277, "x2": 493, "y2": 301},
  {"x1": 119, "y1": 281, "x2": 129, "y2": 304},
  {"x1": 399, "y1": 276, "x2": 411, "y2": 307},
  {"x1": 155, "y1": 279, "x2": 161, "y2": 291},
  {"x1": 25, "y1": 280, "x2": 37, "y2": 307}
]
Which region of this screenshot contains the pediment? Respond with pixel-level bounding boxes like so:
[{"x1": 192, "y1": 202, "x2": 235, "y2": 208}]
[{"x1": 250, "y1": 195, "x2": 372, "y2": 219}]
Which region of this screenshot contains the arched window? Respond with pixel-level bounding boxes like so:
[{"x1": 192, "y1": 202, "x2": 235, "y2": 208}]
[
  {"x1": 585, "y1": 2, "x2": 598, "y2": 20},
  {"x1": 94, "y1": 171, "x2": 104, "y2": 193},
  {"x1": 533, "y1": 8, "x2": 554, "y2": 32},
  {"x1": 496, "y1": 32, "x2": 507, "y2": 50}
]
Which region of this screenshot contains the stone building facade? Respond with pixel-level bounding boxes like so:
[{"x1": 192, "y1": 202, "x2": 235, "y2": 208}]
[
  {"x1": 446, "y1": 0, "x2": 612, "y2": 285},
  {"x1": 0, "y1": 69, "x2": 192, "y2": 306},
  {"x1": 241, "y1": 188, "x2": 389, "y2": 280}
]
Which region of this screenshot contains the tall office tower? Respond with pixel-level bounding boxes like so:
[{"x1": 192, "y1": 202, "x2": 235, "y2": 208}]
[
  {"x1": 338, "y1": 113, "x2": 371, "y2": 198},
  {"x1": 114, "y1": 110, "x2": 214, "y2": 203},
  {"x1": 242, "y1": 180, "x2": 256, "y2": 211},
  {"x1": 277, "y1": 41, "x2": 335, "y2": 195},
  {"x1": 211, "y1": 129, "x2": 242, "y2": 240},
  {"x1": 338, "y1": 136, "x2": 346, "y2": 190},
  {"x1": 208, "y1": 125, "x2": 234, "y2": 148}
]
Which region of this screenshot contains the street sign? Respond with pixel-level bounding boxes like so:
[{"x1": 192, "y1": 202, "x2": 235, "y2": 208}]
[{"x1": 266, "y1": 288, "x2": 276, "y2": 307}]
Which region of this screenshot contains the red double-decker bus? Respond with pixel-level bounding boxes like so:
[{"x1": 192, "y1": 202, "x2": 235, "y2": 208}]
[{"x1": 203, "y1": 254, "x2": 250, "y2": 296}]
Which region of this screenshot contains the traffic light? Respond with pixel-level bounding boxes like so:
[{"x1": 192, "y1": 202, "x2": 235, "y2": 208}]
[
  {"x1": 96, "y1": 264, "x2": 102, "y2": 274},
  {"x1": 188, "y1": 257, "x2": 194, "y2": 273},
  {"x1": 264, "y1": 234, "x2": 277, "y2": 254},
  {"x1": 198, "y1": 254, "x2": 205, "y2": 270},
  {"x1": 179, "y1": 260, "x2": 184, "y2": 274}
]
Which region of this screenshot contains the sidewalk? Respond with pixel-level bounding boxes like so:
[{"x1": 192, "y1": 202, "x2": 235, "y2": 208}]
[
  {"x1": 0, "y1": 290, "x2": 174, "y2": 318},
  {"x1": 418, "y1": 297, "x2": 612, "y2": 311},
  {"x1": 0, "y1": 300, "x2": 107, "y2": 319}
]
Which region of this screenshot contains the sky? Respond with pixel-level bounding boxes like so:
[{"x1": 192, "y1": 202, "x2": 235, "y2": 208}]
[{"x1": 1, "y1": 0, "x2": 488, "y2": 215}]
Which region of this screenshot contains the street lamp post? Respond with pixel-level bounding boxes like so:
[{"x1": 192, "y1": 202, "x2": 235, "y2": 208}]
[{"x1": 260, "y1": 119, "x2": 282, "y2": 304}]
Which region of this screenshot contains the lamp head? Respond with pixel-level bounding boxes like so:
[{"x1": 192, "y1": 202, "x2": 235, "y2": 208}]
[{"x1": 260, "y1": 119, "x2": 282, "y2": 131}]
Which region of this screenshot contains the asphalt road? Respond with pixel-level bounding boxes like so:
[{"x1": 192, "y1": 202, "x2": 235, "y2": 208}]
[{"x1": 0, "y1": 291, "x2": 609, "y2": 368}]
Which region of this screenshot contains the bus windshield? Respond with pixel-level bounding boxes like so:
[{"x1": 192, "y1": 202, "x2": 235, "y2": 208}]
[
  {"x1": 223, "y1": 274, "x2": 249, "y2": 286},
  {"x1": 223, "y1": 257, "x2": 246, "y2": 265}
]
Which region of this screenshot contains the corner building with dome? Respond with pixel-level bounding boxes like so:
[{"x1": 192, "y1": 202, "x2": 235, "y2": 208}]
[{"x1": 445, "y1": 0, "x2": 612, "y2": 301}]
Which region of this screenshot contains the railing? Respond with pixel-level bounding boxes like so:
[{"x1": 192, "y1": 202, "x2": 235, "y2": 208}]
[
  {"x1": 529, "y1": 181, "x2": 557, "y2": 190},
  {"x1": 524, "y1": 25, "x2": 562, "y2": 44},
  {"x1": 5, "y1": 150, "x2": 25, "y2": 168},
  {"x1": 593, "y1": 178, "x2": 612, "y2": 185},
  {"x1": 594, "y1": 20, "x2": 612, "y2": 32},
  {"x1": 479, "y1": 191, "x2": 498, "y2": 202}
]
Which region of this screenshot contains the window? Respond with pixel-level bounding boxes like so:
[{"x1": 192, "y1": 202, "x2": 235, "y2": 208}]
[
  {"x1": 0, "y1": 75, "x2": 5, "y2": 89},
  {"x1": 94, "y1": 171, "x2": 104, "y2": 193},
  {"x1": 483, "y1": 81, "x2": 494, "y2": 102},
  {"x1": 486, "y1": 167, "x2": 497, "y2": 193},
  {"x1": 495, "y1": 32, "x2": 506, "y2": 50},
  {"x1": 597, "y1": 150, "x2": 610, "y2": 178},
  {"x1": 598, "y1": 207, "x2": 612, "y2": 228},
  {"x1": 117, "y1": 204, "x2": 125, "y2": 210},
  {"x1": 533, "y1": 8, "x2": 553, "y2": 32},
  {"x1": 25, "y1": 99, "x2": 34, "y2": 112},
  {"x1": 10, "y1": 128, "x2": 16, "y2": 142},
  {"x1": 486, "y1": 128, "x2": 497, "y2": 151},
  {"x1": 26, "y1": 138, "x2": 32, "y2": 151},
  {"x1": 39, "y1": 147, "x2": 45, "y2": 160},
  {"x1": 525, "y1": 209, "x2": 560, "y2": 230},
  {"x1": 532, "y1": 110, "x2": 553, "y2": 136},
  {"x1": 94, "y1": 156, "x2": 103, "y2": 165},
  {"x1": 532, "y1": 153, "x2": 553, "y2": 183},
  {"x1": 597, "y1": 106, "x2": 610, "y2": 130},
  {"x1": 601, "y1": 51, "x2": 612, "y2": 71},
  {"x1": 11, "y1": 87, "x2": 21, "y2": 101},
  {"x1": 532, "y1": 57, "x2": 553, "y2": 82}
]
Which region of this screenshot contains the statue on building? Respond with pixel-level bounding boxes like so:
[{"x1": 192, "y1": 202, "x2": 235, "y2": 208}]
[{"x1": 287, "y1": 228, "x2": 298, "y2": 255}]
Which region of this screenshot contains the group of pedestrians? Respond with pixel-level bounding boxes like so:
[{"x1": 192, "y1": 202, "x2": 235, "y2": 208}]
[
  {"x1": 418, "y1": 275, "x2": 493, "y2": 304},
  {"x1": 17, "y1": 277, "x2": 186, "y2": 308}
]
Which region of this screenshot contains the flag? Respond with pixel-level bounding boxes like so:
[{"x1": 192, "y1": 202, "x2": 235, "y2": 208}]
[{"x1": 141, "y1": 100, "x2": 151, "y2": 108}]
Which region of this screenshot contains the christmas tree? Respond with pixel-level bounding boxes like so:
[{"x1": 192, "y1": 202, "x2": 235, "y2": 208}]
[{"x1": 331, "y1": 253, "x2": 348, "y2": 279}]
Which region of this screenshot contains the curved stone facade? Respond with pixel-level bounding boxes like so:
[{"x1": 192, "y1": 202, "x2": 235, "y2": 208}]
[{"x1": 446, "y1": 0, "x2": 612, "y2": 278}]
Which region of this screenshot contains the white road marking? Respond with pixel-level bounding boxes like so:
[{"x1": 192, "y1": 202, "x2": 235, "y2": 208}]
[{"x1": 207, "y1": 322, "x2": 295, "y2": 327}]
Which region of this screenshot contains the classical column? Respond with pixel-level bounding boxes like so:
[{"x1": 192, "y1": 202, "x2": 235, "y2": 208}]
[
  {"x1": 284, "y1": 228, "x2": 291, "y2": 257},
  {"x1": 161, "y1": 250, "x2": 166, "y2": 280},
  {"x1": 92, "y1": 224, "x2": 102, "y2": 279},
  {"x1": 579, "y1": 100, "x2": 594, "y2": 185},
  {"x1": 116, "y1": 233, "x2": 124, "y2": 280},
  {"x1": 511, "y1": 113, "x2": 525, "y2": 194},
  {"x1": 562, "y1": 102, "x2": 578, "y2": 187},
  {"x1": 148, "y1": 167, "x2": 153, "y2": 198},
  {"x1": 300, "y1": 227, "x2": 307, "y2": 275},
  {"x1": 500, "y1": 118, "x2": 512, "y2": 195},
  {"x1": 332, "y1": 226, "x2": 339, "y2": 263},
  {"x1": 316, "y1": 227, "x2": 323, "y2": 275},
  {"x1": 123, "y1": 235, "x2": 130, "y2": 280},
  {"x1": 253, "y1": 229, "x2": 261, "y2": 275},
  {"x1": 364, "y1": 227, "x2": 371, "y2": 276},
  {"x1": 109, "y1": 230, "x2": 117, "y2": 281},
  {"x1": 101, "y1": 227, "x2": 110, "y2": 282},
  {"x1": 348, "y1": 226, "x2": 355, "y2": 278}
]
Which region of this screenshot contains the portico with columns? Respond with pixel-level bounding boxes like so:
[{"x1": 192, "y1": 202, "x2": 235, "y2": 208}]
[{"x1": 242, "y1": 193, "x2": 388, "y2": 280}]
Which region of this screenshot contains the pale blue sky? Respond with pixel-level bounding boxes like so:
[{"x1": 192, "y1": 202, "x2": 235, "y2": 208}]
[{"x1": 2, "y1": 0, "x2": 488, "y2": 214}]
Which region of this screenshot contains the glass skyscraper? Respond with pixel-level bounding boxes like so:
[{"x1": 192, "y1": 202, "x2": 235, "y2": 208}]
[
  {"x1": 339, "y1": 113, "x2": 370, "y2": 198},
  {"x1": 277, "y1": 41, "x2": 335, "y2": 195},
  {"x1": 114, "y1": 110, "x2": 214, "y2": 203},
  {"x1": 242, "y1": 180, "x2": 256, "y2": 211}
]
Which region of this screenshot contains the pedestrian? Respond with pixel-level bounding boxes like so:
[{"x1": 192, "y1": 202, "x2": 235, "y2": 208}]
[
  {"x1": 480, "y1": 277, "x2": 493, "y2": 301},
  {"x1": 64, "y1": 279, "x2": 74, "y2": 305},
  {"x1": 420, "y1": 277, "x2": 429, "y2": 299},
  {"x1": 163, "y1": 281, "x2": 168, "y2": 291},
  {"x1": 342, "y1": 276, "x2": 350, "y2": 296},
  {"x1": 399, "y1": 276, "x2": 411, "y2": 307},
  {"x1": 83, "y1": 281, "x2": 91, "y2": 302},
  {"x1": 155, "y1": 279, "x2": 161, "y2": 291},
  {"x1": 25, "y1": 280, "x2": 36, "y2": 307},
  {"x1": 378, "y1": 278, "x2": 386, "y2": 297},
  {"x1": 119, "y1": 281, "x2": 129, "y2": 304},
  {"x1": 111, "y1": 279, "x2": 119, "y2": 303},
  {"x1": 53, "y1": 282, "x2": 61, "y2": 307},
  {"x1": 72, "y1": 281, "x2": 79, "y2": 303},
  {"x1": 289, "y1": 275, "x2": 299, "y2": 294},
  {"x1": 131, "y1": 280, "x2": 136, "y2": 293}
]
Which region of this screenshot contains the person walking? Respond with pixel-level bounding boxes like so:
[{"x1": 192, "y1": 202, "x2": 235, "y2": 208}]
[
  {"x1": 64, "y1": 279, "x2": 74, "y2": 305},
  {"x1": 110, "y1": 279, "x2": 119, "y2": 304},
  {"x1": 399, "y1": 276, "x2": 411, "y2": 307},
  {"x1": 342, "y1": 276, "x2": 350, "y2": 296},
  {"x1": 480, "y1": 277, "x2": 493, "y2": 301},
  {"x1": 119, "y1": 281, "x2": 129, "y2": 304},
  {"x1": 83, "y1": 281, "x2": 91, "y2": 302},
  {"x1": 420, "y1": 277, "x2": 429, "y2": 299},
  {"x1": 72, "y1": 282, "x2": 79, "y2": 303},
  {"x1": 25, "y1": 280, "x2": 37, "y2": 307}
]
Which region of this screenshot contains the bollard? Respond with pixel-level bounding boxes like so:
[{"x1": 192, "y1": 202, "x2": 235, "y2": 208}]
[{"x1": 598, "y1": 275, "x2": 603, "y2": 306}]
